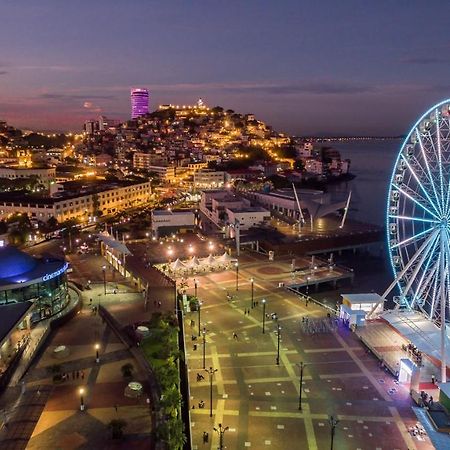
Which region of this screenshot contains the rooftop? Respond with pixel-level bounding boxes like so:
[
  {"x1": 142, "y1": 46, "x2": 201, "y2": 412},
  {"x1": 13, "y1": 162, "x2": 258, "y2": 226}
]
[
  {"x1": 0, "y1": 179, "x2": 150, "y2": 204},
  {"x1": 341, "y1": 293, "x2": 383, "y2": 304},
  {"x1": 0, "y1": 301, "x2": 33, "y2": 346},
  {"x1": 152, "y1": 209, "x2": 194, "y2": 216}
]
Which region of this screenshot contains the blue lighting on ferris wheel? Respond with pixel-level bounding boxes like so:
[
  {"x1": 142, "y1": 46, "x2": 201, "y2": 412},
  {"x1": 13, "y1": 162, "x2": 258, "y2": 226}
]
[{"x1": 386, "y1": 98, "x2": 450, "y2": 321}]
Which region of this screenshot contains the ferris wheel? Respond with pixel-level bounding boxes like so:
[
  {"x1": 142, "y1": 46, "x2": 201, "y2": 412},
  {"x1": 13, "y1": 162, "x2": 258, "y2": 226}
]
[{"x1": 382, "y1": 99, "x2": 450, "y2": 324}]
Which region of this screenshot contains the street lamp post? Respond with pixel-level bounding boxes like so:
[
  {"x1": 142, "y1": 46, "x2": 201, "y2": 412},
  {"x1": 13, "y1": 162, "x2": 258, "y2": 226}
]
[
  {"x1": 95, "y1": 343, "x2": 100, "y2": 363},
  {"x1": 79, "y1": 387, "x2": 85, "y2": 411},
  {"x1": 214, "y1": 423, "x2": 229, "y2": 450},
  {"x1": 276, "y1": 324, "x2": 281, "y2": 365},
  {"x1": 297, "y1": 362, "x2": 305, "y2": 410},
  {"x1": 235, "y1": 262, "x2": 239, "y2": 291},
  {"x1": 202, "y1": 327, "x2": 207, "y2": 369},
  {"x1": 250, "y1": 278, "x2": 254, "y2": 309},
  {"x1": 329, "y1": 415, "x2": 340, "y2": 450},
  {"x1": 102, "y1": 265, "x2": 107, "y2": 296},
  {"x1": 306, "y1": 276, "x2": 310, "y2": 306},
  {"x1": 262, "y1": 298, "x2": 266, "y2": 334},
  {"x1": 197, "y1": 300, "x2": 202, "y2": 337},
  {"x1": 205, "y1": 366, "x2": 218, "y2": 417}
]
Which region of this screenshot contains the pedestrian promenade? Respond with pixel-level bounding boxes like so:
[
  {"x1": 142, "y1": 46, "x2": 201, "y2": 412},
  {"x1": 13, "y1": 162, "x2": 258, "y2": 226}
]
[{"x1": 183, "y1": 251, "x2": 433, "y2": 450}]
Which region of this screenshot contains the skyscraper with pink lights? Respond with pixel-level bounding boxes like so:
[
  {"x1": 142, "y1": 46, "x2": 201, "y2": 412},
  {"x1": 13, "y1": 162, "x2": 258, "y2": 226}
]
[{"x1": 130, "y1": 88, "x2": 149, "y2": 119}]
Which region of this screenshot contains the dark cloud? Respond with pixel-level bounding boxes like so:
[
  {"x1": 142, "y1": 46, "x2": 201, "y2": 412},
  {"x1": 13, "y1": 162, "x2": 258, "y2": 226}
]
[
  {"x1": 39, "y1": 93, "x2": 115, "y2": 100},
  {"x1": 146, "y1": 80, "x2": 377, "y2": 96},
  {"x1": 219, "y1": 80, "x2": 376, "y2": 96},
  {"x1": 0, "y1": 71, "x2": 7, "y2": 75}
]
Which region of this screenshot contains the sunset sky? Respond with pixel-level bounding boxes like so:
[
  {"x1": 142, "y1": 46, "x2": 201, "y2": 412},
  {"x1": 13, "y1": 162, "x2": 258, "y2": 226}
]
[{"x1": 1, "y1": 0, "x2": 450, "y2": 135}]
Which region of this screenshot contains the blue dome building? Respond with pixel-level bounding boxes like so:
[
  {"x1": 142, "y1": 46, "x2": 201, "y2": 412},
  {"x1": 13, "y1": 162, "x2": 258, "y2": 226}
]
[{"x1": 0, "y1": 245, "x2": 69, "y2": 322}]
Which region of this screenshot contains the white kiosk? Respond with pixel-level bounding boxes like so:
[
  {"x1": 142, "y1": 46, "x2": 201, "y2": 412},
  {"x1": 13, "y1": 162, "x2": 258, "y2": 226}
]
[{"x1": 340, "y1": 293, "x2": 384, "y2": 328}]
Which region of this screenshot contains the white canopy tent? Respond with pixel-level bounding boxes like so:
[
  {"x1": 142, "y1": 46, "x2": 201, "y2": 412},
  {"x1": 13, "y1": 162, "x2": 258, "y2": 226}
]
[
  {"x1": 171, "y1": 258, "x2": 187, "y2": 271},
  {"x1": 217, "y1": 252, "x2": 237, "y2": 264},
  {"x1": 201, "y1": 254, "x2": 217, "y2": 266},
  {"x1": 185, "y1": 256, "x2": 201, "y2": 269}
]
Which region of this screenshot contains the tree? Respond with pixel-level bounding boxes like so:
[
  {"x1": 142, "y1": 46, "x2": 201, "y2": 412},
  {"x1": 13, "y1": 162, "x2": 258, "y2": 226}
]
[
  {"x1": 160, "y1": 387, "x2": 182, "y2": 416},
  {"x1": 121, "y1": 363, "x2": 134, "y2": 378},
  {"x1": 46, "y1": 216, "x2": 59, "y2": 231},
  {"x1": 0, "y1": 220, "x2": 7, "y2": 234},
  {"x1": 294, "y1": 159, "x2": 304, "y2": 171},
  {"x1": 108, "y1": 419, "x2": 127, "y2": 439}
]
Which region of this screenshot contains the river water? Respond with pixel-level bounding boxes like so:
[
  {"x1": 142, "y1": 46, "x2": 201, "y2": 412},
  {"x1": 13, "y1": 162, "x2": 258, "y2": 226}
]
[
  {"x1": 327, "y1": 139, "x2": 401, "y2": 227},
  {"x1": 313, "y1": 139, "x2": 402, "y2": 303}
]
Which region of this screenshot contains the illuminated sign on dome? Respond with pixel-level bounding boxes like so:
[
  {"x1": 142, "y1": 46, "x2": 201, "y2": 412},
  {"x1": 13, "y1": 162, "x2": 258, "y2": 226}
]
[{"x1": 42, "y1": 262, "x2": 69, "y2": 282}]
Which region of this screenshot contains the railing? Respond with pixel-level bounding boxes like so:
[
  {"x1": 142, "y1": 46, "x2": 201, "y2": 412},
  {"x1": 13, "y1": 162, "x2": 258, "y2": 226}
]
[
  {"x1": 177, "y1": 303, "x2": 192, "y2": 450},
  {"x1": 98, "y1": 305, "x2": 164, "y2": 450},
  {"x1": 286, "y1": 286, "x2": 338, "y2": 315}
]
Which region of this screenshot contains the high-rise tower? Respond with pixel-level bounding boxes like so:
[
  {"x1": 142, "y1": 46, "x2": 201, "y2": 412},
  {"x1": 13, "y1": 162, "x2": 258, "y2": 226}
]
[{"x1": 130, "y1": 88, "x2": 149, "y2": 119}]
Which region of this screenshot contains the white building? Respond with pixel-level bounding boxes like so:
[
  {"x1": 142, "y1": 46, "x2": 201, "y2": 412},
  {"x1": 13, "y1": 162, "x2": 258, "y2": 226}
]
[
  {"x1": 200, "y1": 190, "x2": 269, "y2": 229},
  {"x1": 304, "y1": 159, "x2": 323, "y2": 176},
  {"x1": 0, "y1": 167, "x2": 56, "y2": 188},
  {"x1": 226, "y1": 207, "x2": 270, "y2": 230},
  {"x1": 0, "y1": 180, "x2": 152, "y2": 223},
  {"x1": 151, "y1": 210, "x2": 195, "y2": 237},
  {"x1": 193, "y1": 170, "x2": 228, "y2": 189}
]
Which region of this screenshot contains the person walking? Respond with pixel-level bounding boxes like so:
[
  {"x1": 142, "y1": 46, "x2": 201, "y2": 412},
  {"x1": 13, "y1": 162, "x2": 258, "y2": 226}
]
[{"x1": 233, "y1": 332, "x2": 238, "y2": 340}]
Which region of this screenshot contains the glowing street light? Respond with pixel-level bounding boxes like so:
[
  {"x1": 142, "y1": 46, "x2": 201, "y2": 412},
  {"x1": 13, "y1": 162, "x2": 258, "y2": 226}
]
[
  {"x1": 276, "y1": 324, "x2": 281, "y2": 365},
  {"x1": 79, "y1": 387, "x2": 85, "y2": 411},
  {"x1": 95, "y1": 343, "x2": 100, "y2": 363},
  {"x1": 202, "y1": 327, "x2": 207, "y2": 369},
  {"x1": 262, "y1": 298, "x2": 266, "y2": 334},
  {"x1": 102, "y1": 265, "x2": 107, "y2": 296}
]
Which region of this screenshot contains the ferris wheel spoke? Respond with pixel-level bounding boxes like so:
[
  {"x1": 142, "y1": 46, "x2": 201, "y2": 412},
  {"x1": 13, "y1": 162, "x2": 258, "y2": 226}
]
[
  {"x1": 392, "y1": 184, "x2": 440, "y2": 221},
  {"x1": 416, "y1": 130, "x2": 444, "y2": 216},
  {"x1": 414, "y1": 261, "x2": 439, "y2": 309},
  {"x1": 390, "y1": 226, "x2": 435, "y2": 250},
  {"x1": 435, "y1": 111, "x2": 446, "y2": 215},
  {"x1": 388, "y1": 215, "x2": 439, "y2": 225},
  {"x1": 410, "y1": 236, "x2": 440, "y2": 308},
  {"x1": 398, "y1": 231, "x2": 439, "y2": 309},
  {"x1": 429, "y1": 252, "x2": 441, "y2": 320},
  {"x1": 401, "y1": 156, "x2": 442, "y2": 216}
]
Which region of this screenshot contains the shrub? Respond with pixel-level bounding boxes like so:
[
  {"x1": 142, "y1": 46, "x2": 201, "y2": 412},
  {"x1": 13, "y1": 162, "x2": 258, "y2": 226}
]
[{"x1": 121, "y1": 363, "x2": 134, "y2": 378}]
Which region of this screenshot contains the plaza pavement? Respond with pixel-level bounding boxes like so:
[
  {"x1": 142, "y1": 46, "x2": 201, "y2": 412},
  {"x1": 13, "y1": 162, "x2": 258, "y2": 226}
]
[
  {"x1": 184, "y1": 252, "x2": 434, "y2": 450},
  {"x1": 0, "y1": 279, "x2": 154, "y2": 450}
]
